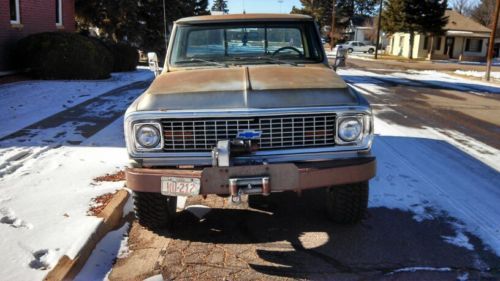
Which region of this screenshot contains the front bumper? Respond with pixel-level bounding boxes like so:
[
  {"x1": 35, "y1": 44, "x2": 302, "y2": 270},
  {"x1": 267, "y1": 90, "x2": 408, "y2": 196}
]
[{"x1": 126, "y1": 157, "x2": 376, "y2": 195}]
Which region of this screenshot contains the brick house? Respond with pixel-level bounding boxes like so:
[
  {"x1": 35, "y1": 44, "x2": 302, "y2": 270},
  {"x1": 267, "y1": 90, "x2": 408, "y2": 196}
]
[{"x1": 0, "y1": 0, "x2": 75, "y2": 72}]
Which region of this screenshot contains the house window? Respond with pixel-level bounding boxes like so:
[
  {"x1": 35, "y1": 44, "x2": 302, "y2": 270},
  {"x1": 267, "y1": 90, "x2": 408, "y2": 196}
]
[
  {"x1": 10, "y1": 0, "x2": 20, "y2": 24},
  {"x1": 465, "y1": 38, "x2": 483, "y2": 52},
  {"x1": 56, "y1": 0, "x2": 62, "y2": 25}
]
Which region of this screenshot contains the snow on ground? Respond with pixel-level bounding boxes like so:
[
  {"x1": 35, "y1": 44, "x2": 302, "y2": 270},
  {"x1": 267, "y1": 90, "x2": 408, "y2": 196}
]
[
  {"x1": 339, "y1": 68, "x2": 500, "y2": 256},
  {"x1": 369, "y1": 117, "x2": 500, "y2": 256},
  {"x1": 0, "y1": 140, "x2": 128, "y2": 280},
  {"x1": 0, "y1": 70, "x2": 152, "y2": 138},
  {"x1": 0, "y1": 72, "x2": 149, "y2": 279},
  {"x1": 455, "y1": 70, "x2": 500, "y2": 81},
  {"x1": 340, "y1": 68, "x2": 500, "y2": 94},
  {"x1": 1, "y1": 65, "x2": 499, "y2": 279},
  {"x1": 74, "y1": 222, "x2": 130, "y2": 281}
]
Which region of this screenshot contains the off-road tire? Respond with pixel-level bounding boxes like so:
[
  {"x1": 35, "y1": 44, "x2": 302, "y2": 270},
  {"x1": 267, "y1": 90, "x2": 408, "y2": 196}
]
[
  {"x1": 368, "y1": 48, "x2": 375, "y2": 54},
  {"x1": 325, "y1": 181, "x2": 368, "y2": 224},
  {"x1": 134, "y1": 192, "x2": 177, "y2": 230}
]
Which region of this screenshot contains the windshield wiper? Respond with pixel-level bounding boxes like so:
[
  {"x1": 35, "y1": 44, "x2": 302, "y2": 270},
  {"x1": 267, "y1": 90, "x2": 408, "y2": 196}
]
[{"x1": 176, "y1": 58, "x2": 228, "y2": 67}]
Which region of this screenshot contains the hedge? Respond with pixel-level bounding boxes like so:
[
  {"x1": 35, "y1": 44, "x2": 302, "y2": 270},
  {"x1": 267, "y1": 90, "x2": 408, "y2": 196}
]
[
  {"x1": 16, "y1": 32, "x2": 113, "y2": 80},
  {"x1": 107, "y1": 42, "x2": 139, "y2": 72}
]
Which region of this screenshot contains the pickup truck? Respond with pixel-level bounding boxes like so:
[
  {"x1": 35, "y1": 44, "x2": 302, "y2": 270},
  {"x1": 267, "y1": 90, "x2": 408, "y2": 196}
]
[{"x1": 125, "y1": 14, "x2": 376, "y2": 230}]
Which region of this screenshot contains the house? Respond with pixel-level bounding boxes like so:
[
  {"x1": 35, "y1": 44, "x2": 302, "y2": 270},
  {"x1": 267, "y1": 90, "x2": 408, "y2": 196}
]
[
  {"x1": 387, "y1": 9, "x2": 492, "y2": 62},
  {"x1": 0, "y1": 0, "x2": 75, "y2": 72},
  {"x1": 342, "y1": 17, "x2": 389, "y2": 49}
]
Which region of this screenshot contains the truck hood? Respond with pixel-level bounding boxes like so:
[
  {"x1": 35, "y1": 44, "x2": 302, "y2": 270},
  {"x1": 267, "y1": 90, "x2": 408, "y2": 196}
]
[{"x1": 135, "y1": 65, "x2": 358, "y2": 111}]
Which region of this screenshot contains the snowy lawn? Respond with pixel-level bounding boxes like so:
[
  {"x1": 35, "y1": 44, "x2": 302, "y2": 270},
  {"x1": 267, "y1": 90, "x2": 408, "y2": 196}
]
[
  {"x1": 0, "y1": 70, "x2": 152, "y2": 280},
  {"x1": 0, "y1": 118, "x2": 130, "y2": 280},
  {"x1": 0, "y1": 70, "x2": 153, "y2": 138},
  {"x1": 455, "y1": 70, "x2": 500, "y2": 81}
]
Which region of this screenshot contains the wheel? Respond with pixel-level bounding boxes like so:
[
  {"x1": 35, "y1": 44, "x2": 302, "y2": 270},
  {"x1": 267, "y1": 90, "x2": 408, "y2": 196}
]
[
  {"x1": 368, "y1": 48, "x2": 375, "y2": 54},
  {"x1": 134, "y1": 192, "x2": 177, "y2": 230},
  {"x1": 347, "y1": 48, "x2": 354, "y2": 53},
  {"x1": 325, "y1": 181, "x2": 368, "y2": 224}
]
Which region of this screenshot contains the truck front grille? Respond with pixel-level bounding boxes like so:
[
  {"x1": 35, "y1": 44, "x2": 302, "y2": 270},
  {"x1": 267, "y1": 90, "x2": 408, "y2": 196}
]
[{"x1": 160, "y1": 114, "x2": 336, "y2": 152}]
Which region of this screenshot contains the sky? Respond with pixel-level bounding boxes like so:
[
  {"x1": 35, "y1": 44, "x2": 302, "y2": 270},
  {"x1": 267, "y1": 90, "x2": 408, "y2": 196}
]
[
  {"x1": 208, "y1": 0, "x2": 484, "y2": 15},
  {"x1": 208, "y1": 0, "x2": 303, "y2": 14}
]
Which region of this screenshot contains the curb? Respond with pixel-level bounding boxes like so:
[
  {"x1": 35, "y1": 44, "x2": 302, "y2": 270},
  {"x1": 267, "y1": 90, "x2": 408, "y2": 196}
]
[{"x1": 45, "y1": 189, "x2": 131, "y2": 281}]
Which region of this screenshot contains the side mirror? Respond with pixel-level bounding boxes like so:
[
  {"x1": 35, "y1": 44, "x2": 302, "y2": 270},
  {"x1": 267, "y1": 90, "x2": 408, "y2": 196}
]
[
  {"x1": 147, "y1": 52, "x2": 160, "y2": 77},
  {"x1": 332, "y1": 47, "x2": 347, "y2": 71}
]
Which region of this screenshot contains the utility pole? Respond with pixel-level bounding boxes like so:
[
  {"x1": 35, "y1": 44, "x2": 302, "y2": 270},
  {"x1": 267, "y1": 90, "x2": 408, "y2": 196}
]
[
  {"x1": 374, "y1": 0, "x2": 383, "y2": 59},
  {"x1": 330, "y1": 0, "x2": 337, "y2": 50},
  {"x1": 485, "y1": 0, "x2": 499, "y2": 81}
]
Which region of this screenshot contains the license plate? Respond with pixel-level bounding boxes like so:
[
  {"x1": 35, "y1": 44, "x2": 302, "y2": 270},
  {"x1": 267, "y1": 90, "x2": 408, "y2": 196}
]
[{"x1": 161, "y1": 177, "x2": 201, "y2": 196}]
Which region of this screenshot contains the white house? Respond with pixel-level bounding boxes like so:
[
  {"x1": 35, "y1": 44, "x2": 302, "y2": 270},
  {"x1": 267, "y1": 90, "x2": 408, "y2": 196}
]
[{"x1": 387, "y1": 10, "x2": 492, "y2": 62}]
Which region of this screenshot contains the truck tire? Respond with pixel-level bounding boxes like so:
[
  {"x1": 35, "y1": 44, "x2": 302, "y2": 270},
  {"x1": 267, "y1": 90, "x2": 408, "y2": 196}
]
[
  {"x1": 325, "y1": 181, "x2": 368, "y2": 224},
  {"x1": 134, "y1": 192, "x2": 177, "y2": 230}
]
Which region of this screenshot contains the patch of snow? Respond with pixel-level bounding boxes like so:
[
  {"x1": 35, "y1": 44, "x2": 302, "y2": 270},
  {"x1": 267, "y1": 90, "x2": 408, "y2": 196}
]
[
  {"x1": 29, "y1": 248, "x2": 60, "y2": 270},
  {"x1": 143, "y1": 274, "x2": 165, "y2": 281},
  {"x1": 74, "y1": 222, "x2": 130, "y2": 281},
  {"x1": 340, "y1": 68, "x2": 500, "y2": 255},
  {"x1": 455, "y1": 70, "x2": 500, "y2": 80},
  {"x1": 0, "y1": 207, "x2": 33, "y2": 229},
  {"x1": 121, "y1": 189, "x2": 134, "y2": 218},
  {"x1": 0, "y1": 70, "x2": 153, "y2": 139},
  {"x1": 186, "y1": 204, "x2": 211, "y2": 219},
  {"x1": 442, "y1": 231, "x2": 474, "y2": 251},
  {"x1": 457, "y1": 272, "x2": 469, "y2": 281},
  {"x1": 0, "y1": 123, "x2": 129, "y2": 280},
  {"x1": 391, "y1": 266, "x2": 452, "y2": 273}
]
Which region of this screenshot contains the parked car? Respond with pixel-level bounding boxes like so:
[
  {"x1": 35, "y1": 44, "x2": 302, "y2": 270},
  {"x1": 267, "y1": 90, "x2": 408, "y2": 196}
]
[
  {"x1": 125, "y1": 14, "x2": 376, "y2": 230},
  {"x1": 336, "y1": 41, "x2": 376, "y2": 54}
]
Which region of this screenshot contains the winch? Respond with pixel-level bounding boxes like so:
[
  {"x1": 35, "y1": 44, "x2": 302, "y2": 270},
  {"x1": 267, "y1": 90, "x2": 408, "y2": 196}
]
[{"x1": 212, "y1": 140, "x2": 270, "y2": 203}]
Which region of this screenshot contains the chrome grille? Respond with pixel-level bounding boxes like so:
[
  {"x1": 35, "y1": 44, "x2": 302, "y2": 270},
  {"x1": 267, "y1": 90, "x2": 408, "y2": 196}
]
[{"x1": 161, "y1": 114, "x2": 336, "y2": 152}]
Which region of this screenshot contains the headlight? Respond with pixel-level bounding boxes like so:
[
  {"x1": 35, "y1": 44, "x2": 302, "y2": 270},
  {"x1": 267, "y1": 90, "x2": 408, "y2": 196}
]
[
  {"x1": 134, "y1": 123, "x2": 162, "y2": 149},
  {"x1": 338, "y1": 117, "x2": 363, "y2": 143}
]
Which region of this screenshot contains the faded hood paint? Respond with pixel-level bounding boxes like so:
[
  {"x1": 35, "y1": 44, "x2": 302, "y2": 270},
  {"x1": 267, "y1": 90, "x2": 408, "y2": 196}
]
[{"x1": 135, "y1": 65, "x2": 358, "y2": 111}]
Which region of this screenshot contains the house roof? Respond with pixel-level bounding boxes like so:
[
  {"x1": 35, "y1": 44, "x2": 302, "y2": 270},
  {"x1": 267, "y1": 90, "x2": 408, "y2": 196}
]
[
  {"x1": 176, "y1": 14, "x2": 313, "y2": 25},
  {"x1": 444, "y1": 10, "x2": 491, "y2": 33}
]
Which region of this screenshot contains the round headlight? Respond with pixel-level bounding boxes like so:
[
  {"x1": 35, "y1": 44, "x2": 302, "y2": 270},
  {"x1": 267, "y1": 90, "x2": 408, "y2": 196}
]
[
  {"x1": 338, "y1": 118, "x2": 362, "y2": 142},
  {"x1": 136, "y1": 125, "x2": 161, "y2": 148}
]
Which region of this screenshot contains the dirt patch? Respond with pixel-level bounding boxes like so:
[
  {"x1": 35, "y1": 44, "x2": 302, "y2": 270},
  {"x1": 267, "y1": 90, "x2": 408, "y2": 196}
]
[
  {"x1": 94, "y1": 170, "x2": 125, "y2": 182},
  {"x1": 88, "y1": 192, "x2": 116, "y2": 216}
]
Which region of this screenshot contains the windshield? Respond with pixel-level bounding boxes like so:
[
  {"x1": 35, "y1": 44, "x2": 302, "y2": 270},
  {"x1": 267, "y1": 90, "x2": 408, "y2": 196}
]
[{"x1": 170, "y1": 22, "x2": 324, "y2": 67}]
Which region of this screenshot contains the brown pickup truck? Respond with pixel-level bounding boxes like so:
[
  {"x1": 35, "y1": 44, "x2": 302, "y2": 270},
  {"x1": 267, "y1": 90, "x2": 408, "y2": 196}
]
[{"x1": 124, "y1": 14, "x2": 376, "y2": 230}]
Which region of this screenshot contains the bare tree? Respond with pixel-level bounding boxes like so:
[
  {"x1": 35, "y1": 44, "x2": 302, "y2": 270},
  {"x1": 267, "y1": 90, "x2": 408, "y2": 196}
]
[
  {"x1": 470, "y1": 0, "x2": 496, "y2": 26},
  {"x1": 451, "y1": 0, "x2": 472, "y2": 16}
]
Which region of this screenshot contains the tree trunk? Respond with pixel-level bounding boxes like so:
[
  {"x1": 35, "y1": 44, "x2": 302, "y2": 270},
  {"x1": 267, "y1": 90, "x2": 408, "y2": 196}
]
[
  {"x1": 330, "y1": 0, "x2": 337, "y2": 50},
  {"x1": 408, "y1": 31, "x2": 414, "y2": 59}
]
